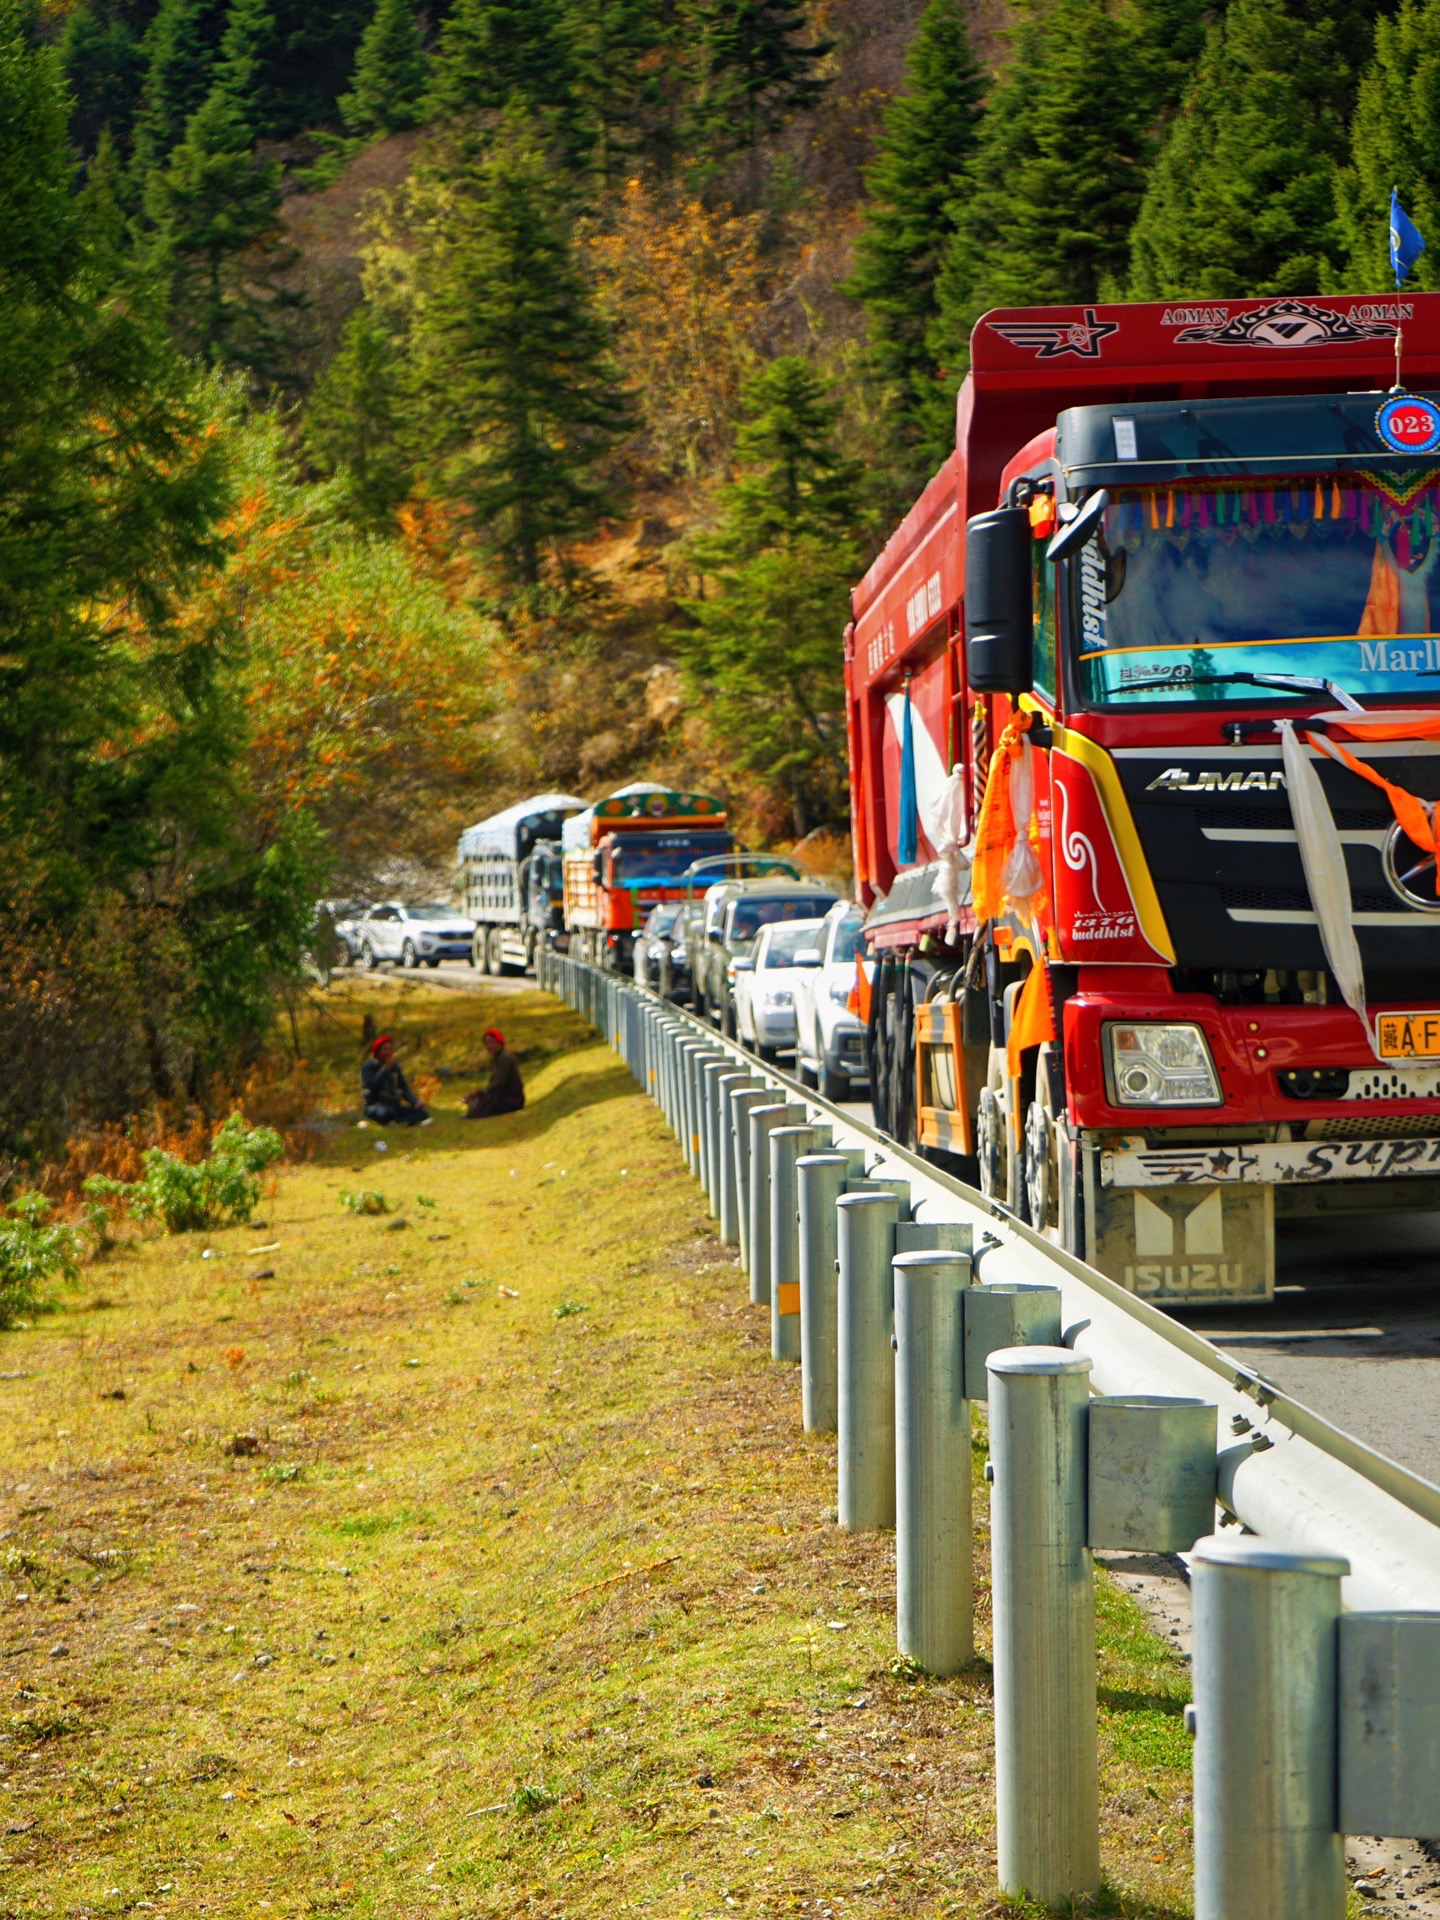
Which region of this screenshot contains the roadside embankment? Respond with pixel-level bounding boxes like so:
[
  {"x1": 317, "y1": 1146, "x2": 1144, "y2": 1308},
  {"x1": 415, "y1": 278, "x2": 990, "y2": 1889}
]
[{"x1": 0, "y1": 984, "x2": 1192, "y2": 1917}]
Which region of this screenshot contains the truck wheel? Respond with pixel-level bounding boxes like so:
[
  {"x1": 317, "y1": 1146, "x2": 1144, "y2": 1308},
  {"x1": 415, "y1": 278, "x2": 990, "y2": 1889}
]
[
  {"x1": 475, "y1": 934, "x2": 491, "y2": 975},
  {"x1": 488, "y1": 928, "x2": 507, "y2": 974},
  {"x1": 976, "y1": 1086, "x2": 1006, "y2": 1202},
  {"x1": 525, "y1": 932, "x2": 538, "y2": 976},
  {"x1": 1021, "y1": 1047, "x2": 1081, "y2": 1251},
  {"x1": 820, "y1": 1058, "x2": 848, "y2": 1102}
]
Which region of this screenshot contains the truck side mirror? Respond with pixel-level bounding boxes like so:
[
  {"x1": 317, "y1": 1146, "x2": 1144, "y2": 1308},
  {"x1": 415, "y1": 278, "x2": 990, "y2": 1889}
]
[
  {"x1": 592, "y1": 852, "x2": 604, "y2": 885},
  {"x1": 965, "y1": 507, "x2": 1033, "y2": 694}
]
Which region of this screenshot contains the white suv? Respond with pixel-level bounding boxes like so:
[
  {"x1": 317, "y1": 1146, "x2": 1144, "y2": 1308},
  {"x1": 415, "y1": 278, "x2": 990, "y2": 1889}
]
[
  {"x1": 356, "y1": 901, "x2": 477, "y2": 969},
  {"x1": 792, "y1": 902, "x2": 871, "y2": 1100}
]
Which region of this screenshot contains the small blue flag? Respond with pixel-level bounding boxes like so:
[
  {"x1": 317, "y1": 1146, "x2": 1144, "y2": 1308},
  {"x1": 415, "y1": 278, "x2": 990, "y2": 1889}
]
[
  {"x1": 1391, "y1": 187, "x2": 1426, "y2": 288},
  {"x1": 897, "y1": 690, "x2": 918, "y2": 868}
]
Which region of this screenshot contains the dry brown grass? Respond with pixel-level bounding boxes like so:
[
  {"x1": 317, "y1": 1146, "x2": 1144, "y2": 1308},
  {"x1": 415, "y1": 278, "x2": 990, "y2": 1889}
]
[{"x1": 0, "y1": 982, "x2": 1192, "y2": 1918}]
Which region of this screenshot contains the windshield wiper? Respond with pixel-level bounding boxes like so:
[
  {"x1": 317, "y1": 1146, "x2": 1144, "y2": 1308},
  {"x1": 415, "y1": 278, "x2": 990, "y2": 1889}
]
[{"x1": 1109, "y1": 669, "x2": 1363, "y2": 710}]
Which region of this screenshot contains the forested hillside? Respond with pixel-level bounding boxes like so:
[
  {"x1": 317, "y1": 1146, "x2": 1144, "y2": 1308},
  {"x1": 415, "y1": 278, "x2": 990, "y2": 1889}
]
[{"x1": 1, "y1": 0, "x2": 1431, "y2": 1158}]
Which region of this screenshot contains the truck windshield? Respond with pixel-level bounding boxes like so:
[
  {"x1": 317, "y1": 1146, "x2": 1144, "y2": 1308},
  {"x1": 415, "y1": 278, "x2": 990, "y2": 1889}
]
[
  {"x1": 831, "y1": 915, "x2": 863, "y2": 964},
  {"x1": 611, "y1": 832, "x2": 735, "y2": 884},
  {"x1": 1076, "y1": 475, "x2": 1440, "y2": 706},
  {"x1": 758, "y1": 922, "x2": 825, "y2": 968}
]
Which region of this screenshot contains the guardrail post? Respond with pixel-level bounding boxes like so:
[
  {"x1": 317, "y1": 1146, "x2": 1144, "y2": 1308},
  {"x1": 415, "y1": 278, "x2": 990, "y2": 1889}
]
[
  {"x1": 836, "y1": 1190, "x2": 903, "y2": 1531},
  {"x1": 893, "y1": 1247, "x2": 974, "y2": 1676},
  {"x1": 768, "y1": 1125, "x2": 816, "y2": 1362},
  {"x1": 986, "y1": 1346, "x2": 1099, "y2": 1909},
  {"x1": 797, "y1": 1153, "x2": 852, "y2": 1433},
  {"x1": 703, "y1": 1058, "x2": 733, "y2": 1215},
  {"x1": 730, "y1": 1086, "x2": 772, "y2": 1274},
  {"x1": 694, "y1": 1049, "x2": 724, "y2": 1196},
  {"x1": 747, "y1": 1102, "x2": 804, "y2": 1307},
  {"x1": 1190, "y1": 1536, "x2": 1348, "y2": 1920},
  {"x1": 716, "y1": 1072, "x2": 758, "y2": 1245},
  {"x1": 679, "y1": 1042, "x2": 707, "y2": 1176}
]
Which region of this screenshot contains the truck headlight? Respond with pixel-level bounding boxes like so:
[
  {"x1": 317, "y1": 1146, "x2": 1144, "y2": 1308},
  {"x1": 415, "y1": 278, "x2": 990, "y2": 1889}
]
[
  {"x1": 1104, "y1": 1023, "x2": 1222, "y2": 1107},
  {"x1": 829, "y1": 982, "x2": 851, "y2": 1005},
  {"x1": 764, "y1": 988, "x2": 793, "y2": 1009}
]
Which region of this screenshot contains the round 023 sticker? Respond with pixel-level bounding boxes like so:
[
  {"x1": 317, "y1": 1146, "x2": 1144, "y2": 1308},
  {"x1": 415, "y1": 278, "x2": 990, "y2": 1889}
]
[{"x1": 1375, "y1": 392, "x2": 1440, "y2": 454}]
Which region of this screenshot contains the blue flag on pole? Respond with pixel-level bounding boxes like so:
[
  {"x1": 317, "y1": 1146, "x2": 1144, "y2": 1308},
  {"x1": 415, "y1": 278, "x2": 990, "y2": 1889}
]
[
  {"x1": 1391, "y1": 188, "x2": 1426, "y2": 288},
  {"x1": 897, "y1": 690, "x2": 918, "y2": 868}
]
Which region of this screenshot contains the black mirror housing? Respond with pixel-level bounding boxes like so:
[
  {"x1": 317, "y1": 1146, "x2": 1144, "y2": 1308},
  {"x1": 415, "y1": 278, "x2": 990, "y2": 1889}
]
[{"x1": 965, "y1": 507, "x2": 1033, "y2": 694}]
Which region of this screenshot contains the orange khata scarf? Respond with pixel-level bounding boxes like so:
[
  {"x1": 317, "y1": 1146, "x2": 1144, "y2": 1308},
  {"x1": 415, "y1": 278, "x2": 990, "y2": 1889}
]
[{"x1": 970, "y1": 711, "x2": 1056, "y2": 1077}]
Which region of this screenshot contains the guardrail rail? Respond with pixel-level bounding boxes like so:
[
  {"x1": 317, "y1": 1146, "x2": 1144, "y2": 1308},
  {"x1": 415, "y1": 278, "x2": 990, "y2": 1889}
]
[{"x1": 538, "y1": 948, "x2": 1440, "y2": 1919}]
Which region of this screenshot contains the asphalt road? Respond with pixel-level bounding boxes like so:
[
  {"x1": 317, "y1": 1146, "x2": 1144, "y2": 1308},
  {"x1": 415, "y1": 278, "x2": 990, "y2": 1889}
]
[{"x1": 342, "y1": 963, "x2": 1440, "y2": 1488}]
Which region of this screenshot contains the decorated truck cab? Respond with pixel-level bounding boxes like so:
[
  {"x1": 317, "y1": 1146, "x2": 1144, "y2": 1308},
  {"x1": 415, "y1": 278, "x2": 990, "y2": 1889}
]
[
  {"x1": 561, "y1": 783, "x2": 733, "y2": 972},
  {"x1": 847, "y1": 294, "x2": 1440, "y2": 1304}
]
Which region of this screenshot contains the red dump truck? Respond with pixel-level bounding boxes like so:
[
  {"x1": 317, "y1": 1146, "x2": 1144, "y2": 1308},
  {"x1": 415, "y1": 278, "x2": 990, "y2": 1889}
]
[{"x1": 847, "y1": 294, "x2": 1440, "y2": 1303}]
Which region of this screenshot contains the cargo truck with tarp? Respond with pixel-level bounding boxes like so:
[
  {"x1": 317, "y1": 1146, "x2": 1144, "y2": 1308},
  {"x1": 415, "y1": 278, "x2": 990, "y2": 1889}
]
[
  {"x1": 459, "y1": 792, "x2": 588, "y2": 974},
  {"x1": 846, "y1": 292, "x2": 1440, "y2": 1305}
]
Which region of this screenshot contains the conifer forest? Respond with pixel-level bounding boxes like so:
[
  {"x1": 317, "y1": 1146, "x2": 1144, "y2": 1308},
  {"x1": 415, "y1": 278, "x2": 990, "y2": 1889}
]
[{"x1": 1, "y1": 0, "x2": 1431, "y2": 1157}]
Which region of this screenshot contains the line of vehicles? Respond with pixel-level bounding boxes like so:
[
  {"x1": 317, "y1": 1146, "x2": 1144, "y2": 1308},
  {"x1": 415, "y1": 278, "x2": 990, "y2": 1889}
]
[{"x1": 335, "y1": 291, "x2": 1440, "y2": 1309}]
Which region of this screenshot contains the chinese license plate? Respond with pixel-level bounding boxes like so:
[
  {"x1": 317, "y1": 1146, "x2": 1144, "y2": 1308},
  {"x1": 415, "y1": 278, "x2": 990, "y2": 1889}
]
[{"x1": 1376, "y1": 1011, "x2": 1440, "y2": 1060}]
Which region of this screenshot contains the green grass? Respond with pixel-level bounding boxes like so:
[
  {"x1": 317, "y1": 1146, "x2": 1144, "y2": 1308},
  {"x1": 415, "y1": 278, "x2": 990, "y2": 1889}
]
[{"x1": 0, "y1": 980, "x2": 1194, "y2": 1918}]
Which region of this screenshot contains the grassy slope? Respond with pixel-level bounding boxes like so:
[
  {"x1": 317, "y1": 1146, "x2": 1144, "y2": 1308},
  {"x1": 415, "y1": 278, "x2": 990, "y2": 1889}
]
[{"x1": 0, "y1": 983, "x2": 1191, "y2": 1918}]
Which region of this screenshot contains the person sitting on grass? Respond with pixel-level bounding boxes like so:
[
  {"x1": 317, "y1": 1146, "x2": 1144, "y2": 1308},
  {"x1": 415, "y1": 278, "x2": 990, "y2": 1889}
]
[
  {"x1": 464, "y1": 1029, "x2": 525, "y2": 1119},
  {"x1": 360, "y1": 1034, "x2": 432, "y2": 1127}
]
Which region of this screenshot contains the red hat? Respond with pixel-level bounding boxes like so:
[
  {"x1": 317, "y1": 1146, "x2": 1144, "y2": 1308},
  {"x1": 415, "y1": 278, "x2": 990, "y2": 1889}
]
[
  {"x1": 370, "y1": 1033, "x2": 392, "y2": 1056},
  {"x1": 483, "y1": 1027, "x2": 505, "y2": 1047}
]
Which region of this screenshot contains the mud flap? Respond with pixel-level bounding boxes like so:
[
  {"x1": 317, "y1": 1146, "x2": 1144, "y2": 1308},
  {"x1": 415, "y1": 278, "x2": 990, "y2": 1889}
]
[{"x1": 1083, "y1": 1150, "x2": 1274, "y2": 1303}]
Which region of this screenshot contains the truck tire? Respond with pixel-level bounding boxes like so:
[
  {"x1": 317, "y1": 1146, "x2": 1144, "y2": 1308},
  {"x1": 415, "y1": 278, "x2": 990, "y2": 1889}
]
[
  {"x1": 524, "y1": 931, "x2": 538, "y2": 976},
  {"x1": 487, "y1": 928, "x2": 508, "y2": 974},
  {"x1": 820, "y1": 1057, "x2": 848, "y2": 1102},
  {"x1": 475, "y1": 933, "x2": 491, "y2": 975}
]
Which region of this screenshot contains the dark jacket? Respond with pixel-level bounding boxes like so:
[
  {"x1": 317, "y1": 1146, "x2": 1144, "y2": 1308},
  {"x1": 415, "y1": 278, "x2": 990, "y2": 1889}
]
[
  {"x1": 465, "y1": 1048, "x2": 525, "y2": 1118},
  {"x1": 361, "y1": 1055, "x2": 419, "y2": 1110}
]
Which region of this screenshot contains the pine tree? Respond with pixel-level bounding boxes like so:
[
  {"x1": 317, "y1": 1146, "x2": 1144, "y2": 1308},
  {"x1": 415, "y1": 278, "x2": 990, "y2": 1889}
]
[
  {"x1": 304, "y1": 305, "x2": 414, "y2": 527},
  {"x1": 676, "y1": 358, "x2": 864, "y2": 832},
  {"x1": 340, "y1": 0, "x2": 428, "y2": 136},
  {"x1": 61, "y1": 0, "x2": 149, "y2": 156},
  {"x1": 1127, "y1": 0, "x2": 1374, "y2": 298},
  {"x1": 412, "y1": 111, "x2": 632, "y2": 587},
  {"x1": 681, "y1": 0, "x2": 831, "y2": 187},
  {"x1": 1337, "y1": 0, "x2": 1440, "y2": 291},
  {"x1": 132, "y1": 0, "x2": 229, "y2": 166},
  {"x1": 928, "y1": 0, "x2": 1154, "y2": 382},
  {"x1": 846, "y1": 0, "x2": 984, "y2": 470},
  {"x1": 425, "y1": 0, "x2": 579, "y2": 138},
  {"x1": 267, "y1": 0, "x2": 373, "y2": 134},
  {"x1": 565, "y1": 0, "x2": 673, "y2": 185},
  {"x1": 145, "y1": 0, "x2": 295, "y2": 378}
]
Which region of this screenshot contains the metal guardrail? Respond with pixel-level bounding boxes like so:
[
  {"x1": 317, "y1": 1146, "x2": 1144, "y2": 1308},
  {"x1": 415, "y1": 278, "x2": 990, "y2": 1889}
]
[{"x1": 538, "y1": 949, "x2": 1440, "y2": 1918}]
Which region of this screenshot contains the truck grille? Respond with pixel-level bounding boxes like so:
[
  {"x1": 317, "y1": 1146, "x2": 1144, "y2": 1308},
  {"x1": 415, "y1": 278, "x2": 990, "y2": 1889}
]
[
  {"x1": 1302, "y1": 1116, "x2": 1440, "y2": 1139},
  {"x1": 1223, "y1": 885, "x2": 1396, "y2": 915},
  {"x1": 1197, "y1": 804, "x2": 1390, "y2": 833},
  {"x1": 1281, "y1": 1064, "x2": 1440, "y2": 1103}
]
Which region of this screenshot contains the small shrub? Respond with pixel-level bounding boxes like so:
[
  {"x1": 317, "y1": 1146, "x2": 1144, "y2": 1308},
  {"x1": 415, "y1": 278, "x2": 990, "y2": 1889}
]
[
  {"x1": 0, "y1": 1193, "x2": 81, "y2": 1328},
  {"x1": 553, "y1": 1300, "x2": 588, "y2": 1319},
  {"x1": 512, "y1": 1782, "x2": 554, "y2": 1815},
  {"x1": 339, "y1": 1189, "x2": 393, "y2": 1215},
  {"x1": 85, "y1": 1115, "x2": 283, "y2": 1234},
  {"x1": 264, "y1": 1462, "x2": 304, "y2": 1484}
]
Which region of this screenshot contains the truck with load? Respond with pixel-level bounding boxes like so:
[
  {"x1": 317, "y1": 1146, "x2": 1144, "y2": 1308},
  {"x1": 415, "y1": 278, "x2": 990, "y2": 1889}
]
[
  {"x1": 561, "y1": 783, "x2": 734, "y2": 971},
  {"x1": 459, "y1": 793, "x2": 588, "y2": 974},
  {"x1": 846, "y1": 292, "x2": 1440, "y2": 1306}
]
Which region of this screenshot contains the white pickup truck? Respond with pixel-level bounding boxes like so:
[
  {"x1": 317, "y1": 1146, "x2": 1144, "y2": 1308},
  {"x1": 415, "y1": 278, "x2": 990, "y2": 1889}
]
[{"x1": 791, "y1": 901, "x2": 871, "y2": 1101}]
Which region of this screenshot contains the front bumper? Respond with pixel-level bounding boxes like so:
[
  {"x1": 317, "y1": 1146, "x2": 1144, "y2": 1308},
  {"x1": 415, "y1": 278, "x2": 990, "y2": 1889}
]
[{"x1": 755, "y1": 1009, "x2": 798, "y2": 1044}]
